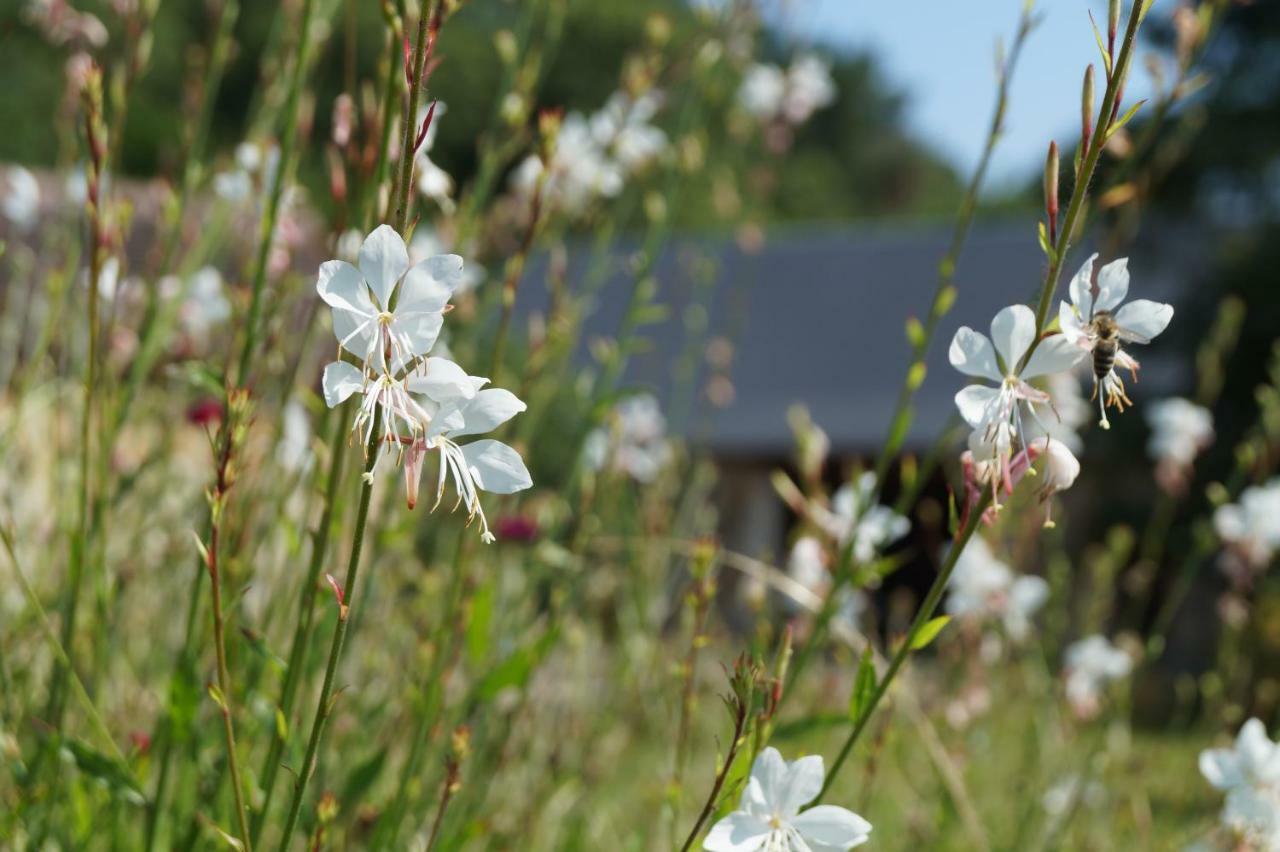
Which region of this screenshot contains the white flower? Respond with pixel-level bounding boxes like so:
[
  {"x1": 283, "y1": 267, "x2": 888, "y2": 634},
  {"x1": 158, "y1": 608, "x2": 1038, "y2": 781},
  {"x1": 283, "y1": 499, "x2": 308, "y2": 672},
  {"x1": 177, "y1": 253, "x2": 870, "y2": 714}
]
[
  {"x1": 1062, "y1": 635, "x2": 1132, "y2": 718},
  {"x1": 704, "y1": 747, "x2": 871, "y2": 852},
  {"x1": 783, "y1": 54, "x2": 837, "y2": 124},
  {"x1": 178, "y1": 266, "x2": 231, "y2": 340},
  {"x1": 738, "y1": 63, "x2": 787, "y2": 120},
  {"x1": 1058, "y1": 254, "x2": 1174, "y2": 428},
  {"x1": 738, "y1": 55, "x2": 836, "y2": 126},
  {"x1": 950, "y1": 304, "x2": 1086, "y2": 472},
  {"x1": 820, "y1": 471, "x2": 910, "y2": 563},
  {"x1": 402, "y1": 375, "x2": 532, "y2": 541},
  {"x1": 316, "y1": 224, "x2": 464, "y2": 372},
  {"x1": 1201, "y1": 719, "x2": 1280, "y2": 794},
  {"x1": 1214, "y1": 480, "x2": 1280, "y2": 570},
  {"x1": 1201, "y1": 719, "x2": 1280, "y2": 850},
  {"x1": 786, "y1": 536, "x2": 828, "y2": 600},
  {"x1": 583, "y1": 394, "x2": 673, "y2": 483},
  {"x1": 278, "y1": 400, "x2": 313, "y2": 474},
  {"x1": 512, "y1": 113, "x2": 623, "y2": 216},
  {"x1": 945, "y1": 536, "x2": 1048, "y2": 642},
  {"x1": 1147, "y1": 397, "x2": 1213, "y2": 467},
  {"x1": 2, "y1": 166, "x2": 40, "y2": 232},
  {"x1": 1028, "y1": 370, "x2": 1090, "y2": 453},
  {"x1": 1041, "y1": 774, "x2": 1106, "y2": 817},
  {"x1": 590, "y1": 91, "x2": 668, "y2": 173}
]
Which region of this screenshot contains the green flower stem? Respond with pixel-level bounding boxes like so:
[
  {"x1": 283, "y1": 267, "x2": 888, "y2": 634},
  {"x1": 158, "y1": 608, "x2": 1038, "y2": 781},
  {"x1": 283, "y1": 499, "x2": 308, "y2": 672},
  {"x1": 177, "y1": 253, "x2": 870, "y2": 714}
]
[
  {"x1": 249, "y1": 408, "x2": 352, "y2": 846},
  {"x1": 276, "y1": 412, "x2": 382, "y2": 848},
  {"x1": 235, "y1": 0, "x2": 319, "y2": 388},
  {"x1": 781, "y1": 4, "x2": 1035, "y2": 701},
  {"x1": 815, "y1": 490, "x2": 991, "y2": 803},
  {"x1": 392, "y1": 0, "x2": 440, "y2": 235}
]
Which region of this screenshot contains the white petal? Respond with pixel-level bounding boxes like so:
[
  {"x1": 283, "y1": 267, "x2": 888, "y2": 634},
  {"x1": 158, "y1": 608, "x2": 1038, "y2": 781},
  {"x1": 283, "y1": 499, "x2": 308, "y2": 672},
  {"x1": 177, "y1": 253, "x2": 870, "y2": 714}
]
[
  {"x1": 358, "y1": 224, "x2": 409, "y2": 307},
  {"x1": 748, "y1": 748, "x2": 789, "y2": 813},
  {"x1": 1022, "y1": 334, "x2": 1086, "y2": 380},
  {"x1": 332, "y1": 306, "x2": 375, "y2": 362},
  {"x1": 948, "y1": 327, "x2": 1001, "y2": 381},
  {"x1": 989, "y1": 305, "x2": 1037, "y2": 371},
  {"x1": 392, "y1": 312, "x2": 445, "y2": 359},
  {"x1": 322, "y1": 361, "x2": 364, "y2": 407},
  {"x1": 954, "y1": 385, "x2": 1000, "y2": 429},
  {"x1": 1113, "y1": 299, "x2": 1173, "y2": 342},
  {"x1": 460, "y1": 440, "x2": 532, "y2": 494},
  {"x1": 791, "y1": 805, "x2": 873, "y2": 849},
  {"x1": 407, "y1": 358, "x2": 477, "y2": 402},
  {"x1": 1068, "y1": 253, "x2": 1097, "y2": 318},
  {"x1": 451, "y1": 389, "x2": 527, "y2": 438},
  {"x1": 777, "y1": 754, "x2": 825, "y2": 818},
  {"x1": 316, "y1": 260, "x2": 374, "y2": 314},
  {"x1": 1200, "y1": 747, "x2": 1243, "y2": 791},
  {"x1": 702, "y1": 812, "x2": 771, "y2": 852},
  {"x1": 1058, "y1": 301, "x2": 1088, "y2": 345},
  {"x1": 1094, "y1": 257, "x2": 1130, "y2": 312},
  {"x1": 399, "y1": 255, "x2": 464, "y2": 314}
]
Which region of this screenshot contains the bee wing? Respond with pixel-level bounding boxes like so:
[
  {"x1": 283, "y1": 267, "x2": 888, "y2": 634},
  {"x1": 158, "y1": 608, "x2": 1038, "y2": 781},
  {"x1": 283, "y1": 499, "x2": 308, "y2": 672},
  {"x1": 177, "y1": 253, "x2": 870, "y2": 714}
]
[{"x1": 1117, "y1": 327, "x2": 1151, "y2": 345}]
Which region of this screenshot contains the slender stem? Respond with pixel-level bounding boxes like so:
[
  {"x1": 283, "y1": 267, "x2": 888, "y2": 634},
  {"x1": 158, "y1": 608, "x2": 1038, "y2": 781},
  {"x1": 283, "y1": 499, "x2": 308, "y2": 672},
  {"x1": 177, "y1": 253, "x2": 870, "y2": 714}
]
[
  {"x1": 235, "y1": 0, "x2": 318, "y2": 387},
  {"x1": 783, "y1": 6, "x2": 1035, "y2": 699},
  {"x1": 392, "y1": 1, "x2": 439, "y2": 235},
  {"x1": 677, "y1": 691, "x2": 750, "y2": 852},
  {"x1": 276, "y1": 414, "x2": 381, "y2": 848},
  {"x1": 207, "y1": 430, "x2": 254, "y2": 850},
  {"x1": 249, "y1": 410, "x2": 352, "y2": 845},
  {"x1": 815, "y1": 491, "x2": 991, "y2": 803}
]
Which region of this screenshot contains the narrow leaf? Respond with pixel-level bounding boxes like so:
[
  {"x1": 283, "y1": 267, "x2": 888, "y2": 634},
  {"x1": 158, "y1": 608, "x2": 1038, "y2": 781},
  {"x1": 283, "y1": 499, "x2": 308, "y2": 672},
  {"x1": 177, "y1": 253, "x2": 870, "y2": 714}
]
[{"x1": 911, "y1": 615, "x2": 952, "y2": 650}]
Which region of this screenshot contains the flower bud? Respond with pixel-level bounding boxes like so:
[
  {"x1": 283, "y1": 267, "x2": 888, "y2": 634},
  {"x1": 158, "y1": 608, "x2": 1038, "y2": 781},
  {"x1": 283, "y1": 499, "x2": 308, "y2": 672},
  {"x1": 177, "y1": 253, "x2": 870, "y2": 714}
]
[
  {"x1": 1044, "y1": 141, "x2": 1059, "y2": 238},
  {"x1": 1082, "y1": 65, "x2": 1096, "y2": 148}
]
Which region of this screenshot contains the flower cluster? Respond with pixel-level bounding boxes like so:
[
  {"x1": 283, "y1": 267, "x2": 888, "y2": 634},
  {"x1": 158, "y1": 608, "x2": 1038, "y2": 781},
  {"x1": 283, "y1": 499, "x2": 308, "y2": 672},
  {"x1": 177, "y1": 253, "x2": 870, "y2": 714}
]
[
  {"x1": 1061, "y1": 635, "x2": 1132, "y2": 720},
  {"x1": 1200, "y1": 718, "x2": 1280, "y2": 850},
  {"x1": 738, "y1": 54, "x2": 836, "y2": 126},
  {"x1": 318, "y1": 225, "x2": 532, "y2": 541},
  {"x1": 817, "y1": 471, "x2": 911, "y2": 564},
  {"x1": 704, "y1": 747, "x2": 872, "y2": 852},
  {"x1": 945, "y1": 535, "x2": 1048, "y2": 644},
  {"x1": 950, "y1": 304, "x2": 1085, "y2": 519},
  {"x1": 511, "y1": 91, "x2": 668, "y2": 218}
]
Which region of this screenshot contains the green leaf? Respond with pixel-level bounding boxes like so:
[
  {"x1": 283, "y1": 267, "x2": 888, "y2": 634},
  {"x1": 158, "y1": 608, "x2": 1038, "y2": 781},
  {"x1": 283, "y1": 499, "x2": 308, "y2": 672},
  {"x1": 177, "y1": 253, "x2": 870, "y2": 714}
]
[
  {"x1": 466, "y1": 579, "x2": 496, "y2": 666},
  {"x1": 63, "y1": 739, "x2": 144, "y2": 798},
  {"x1": 340, "y1": 748, "x2": 387, "y2": 813},
  {"x1": 1106, "y1": 99, "x2": 1148, "y2": 139},
  {"x1": 1088, "y1": 11, "x2": 1112, "y2": 76},
  {"x1": 1037, "y1": 221, "x2": 1057, "y2": 263},
  {"x1": 910, "y1": 615, "x2": 952, "y2": 651},
  {"x1": 847, "y1": 647, "x2": 877, "y2": 720},
  {"x1": 472, "y1": 627, "x2": 560, "y2": 702}
]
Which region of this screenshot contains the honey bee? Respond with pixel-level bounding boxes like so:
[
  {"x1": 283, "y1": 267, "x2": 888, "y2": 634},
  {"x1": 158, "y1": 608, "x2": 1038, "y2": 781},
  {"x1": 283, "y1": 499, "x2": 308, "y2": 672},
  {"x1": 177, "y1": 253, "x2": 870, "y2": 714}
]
[{"x1": 1087, "y1": 309, "x2": 1149, "y2": 429}]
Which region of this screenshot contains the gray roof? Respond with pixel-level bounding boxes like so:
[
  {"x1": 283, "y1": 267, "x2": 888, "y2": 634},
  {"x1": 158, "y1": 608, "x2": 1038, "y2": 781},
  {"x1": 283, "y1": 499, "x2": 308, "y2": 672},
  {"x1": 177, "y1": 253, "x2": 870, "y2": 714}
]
[{"x1": 517, "y1": 219, "x2": 1203, "y2": 457}]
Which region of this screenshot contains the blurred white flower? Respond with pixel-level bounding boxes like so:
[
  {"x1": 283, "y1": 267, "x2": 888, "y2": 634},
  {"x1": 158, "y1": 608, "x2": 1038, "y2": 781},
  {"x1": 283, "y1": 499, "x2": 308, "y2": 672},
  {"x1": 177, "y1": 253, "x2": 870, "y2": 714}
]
[
  {"x1": 316, "y1": 224, "x2": 464, "y2": 372},
  {"x1": 2, "y1": 166, "x2": 40, "y2": 232},
  {"x1": 178, "y1": 266, "x2": 231, "y2": 340},
  {"x1": 1214, "y1": 480, "x2": 1280, "y2": 571},
  {"x1": 1042, "y1": 774, "x2": 1106, "y2": 817},
  {"x1": 738, "y1": 54, "x2": 836, "y2": 126},
  {"x1": 786, "y1": 535, "x2": 828, "y2": 602},
  {"x1": 583, "y1": 394, "x2": 673, "y2": 483},
  {"x1": 945, "y1": 535, "x2": 1048, "y2": 642},
  {"x1": 819, "y1": 471, "x2": 909, "y2": 563},
  {"x1": 591, "y1": 91, "x2": 668, "y2": 173},
  {"x1": 703, "y1": 747, "x2": 871, "y2": 852},
  {"x1": 23, "y1": 0, "x2": 108, "y2": 47},
  {"x1": 1062, "y1": 635, "x2": 1132, "y2": 718},
  {"x1": 951, "y1": 304, "x2": 1085, "y2": 474},
  {"x1": 410, "y1": 228, "x2": 484, "y2": 295},
  {"x1": 1058, "y1": 254, "x2": 1174, "y2": 428},
  {"x1": 277, "y1": 400, "x2": 313, "y2": 474},
  {"x1": 738, "y1": 63, "x2": 787, "y2": 120},
  {"x1": 1201, "y1": 719, "x2": 1280, "y2": 851},
  {"x1": 1146, "y1": 398, "x2": 1214, "y2": 496},
  {"x1": 512, "y1": 113, "x2": 622, "y2": 216},
  {"x1": 783, "y1": 54, "x2": 837, "y2": 124}
]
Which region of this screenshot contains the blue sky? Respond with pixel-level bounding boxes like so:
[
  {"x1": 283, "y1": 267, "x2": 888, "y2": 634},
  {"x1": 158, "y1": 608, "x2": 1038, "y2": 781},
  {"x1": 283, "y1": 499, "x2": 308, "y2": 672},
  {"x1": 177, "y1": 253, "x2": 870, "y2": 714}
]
[{"x1": 769, "y1": 0, "x2": 1160, "y2": 192}]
